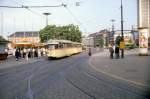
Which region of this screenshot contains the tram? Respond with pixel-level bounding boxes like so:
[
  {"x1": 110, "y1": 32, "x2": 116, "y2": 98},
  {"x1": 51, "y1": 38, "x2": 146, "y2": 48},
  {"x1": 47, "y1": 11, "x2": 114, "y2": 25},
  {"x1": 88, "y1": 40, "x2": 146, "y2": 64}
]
[{"x1": 45, "y1": 40, "x2": 82, "y2": 58}]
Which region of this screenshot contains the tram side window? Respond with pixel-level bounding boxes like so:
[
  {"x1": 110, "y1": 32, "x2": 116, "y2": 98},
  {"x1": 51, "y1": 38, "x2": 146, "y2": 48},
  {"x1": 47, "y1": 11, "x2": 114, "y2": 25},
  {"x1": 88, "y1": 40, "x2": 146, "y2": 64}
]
[
  {"x1": 59, "y1": 43, "x2": 64, "y2": 48},
  {"x1": 48, "y1": 45, "x2": 55, "y2": 49},
  {"x1": 64, "y1": 43, "x2": 68, "y2": 48},
  {"x1": 54, "y1": 45, "x2": 59, "y2": 49},
  {"x1": 77, "y1": 44, "x2": 81, "y2": 47},
  {"x1": 67, "y1": 43, "x2": 72, "y2": 47}
]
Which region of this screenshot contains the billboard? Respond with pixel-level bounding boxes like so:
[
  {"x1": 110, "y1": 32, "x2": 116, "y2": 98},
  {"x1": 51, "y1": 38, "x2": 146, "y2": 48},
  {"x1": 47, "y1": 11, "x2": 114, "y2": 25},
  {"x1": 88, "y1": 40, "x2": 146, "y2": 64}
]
[{"x1": 139, "y1": 27, "x2": 148, "y2": 55}]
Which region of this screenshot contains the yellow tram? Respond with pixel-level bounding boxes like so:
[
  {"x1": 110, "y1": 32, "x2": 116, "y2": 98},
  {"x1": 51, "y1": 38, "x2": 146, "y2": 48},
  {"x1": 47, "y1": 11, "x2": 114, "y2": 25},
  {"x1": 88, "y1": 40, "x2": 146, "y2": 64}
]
[{"x1": 45, "y1": 40, "x2": 82, "y2": 58}]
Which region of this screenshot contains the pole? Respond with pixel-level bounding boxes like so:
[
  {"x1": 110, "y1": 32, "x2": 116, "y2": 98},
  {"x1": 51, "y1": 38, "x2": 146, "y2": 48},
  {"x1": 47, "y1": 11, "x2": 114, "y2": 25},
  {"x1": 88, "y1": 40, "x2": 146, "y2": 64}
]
[
  {"x1": 110, "y1": 19, "x2": 115, "y2": 44},
  {"x1": 43, "y1": 13, "x2": 51, "y2": 26},
  {"x1": 1, "y1": 12, "x2": 3, "y2": 36},
  {"x1": 121, "y1": 0, "x2": 124, "y2": 58},
  {"x1": 13, "y1": 16, "x2": 16, "y2": 45},
  {"x1": 46, "y1": 15, "x2": 48, "y2": 26},
  {"x1": 43, "y1": 13, "x2": 51, "y2": 42},
  {"x1": 132, "y1": 25, "x2": 136, "y2": 42}
]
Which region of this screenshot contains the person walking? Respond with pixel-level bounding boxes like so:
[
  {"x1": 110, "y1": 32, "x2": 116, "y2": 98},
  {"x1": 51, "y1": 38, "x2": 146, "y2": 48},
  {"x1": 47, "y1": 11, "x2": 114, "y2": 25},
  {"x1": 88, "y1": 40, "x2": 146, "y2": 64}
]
[
  {"x1": 13, "y1": 48, "x2": 16, "y2": 56},
  {"x1": 25, "y1": 49, "x2": 29, "y2": 60},
  {"x1": 32, "y1": 48, "x2": 35, "y2": 58},
  {"x1": 38, "y1": 48, "x2": 41, "y2": 58},
  {"x1": 20, "y1": 49, "x2": 23, "y2": 58},
  {"x1": 88, "y1": 48, "x2": 92, "y2": 56},
  {"x1": 15, "y1": 49, "x2": 20, "y2": 61},
  {"x1": 23, "y1": 48, "x2": 27, "y2": 58},
  {"x1": 115, "y1": 45, "x2": 120, "y2": 59},
  {"x1": 109, "y1": 44, "x2": 114, "y2": 59}
]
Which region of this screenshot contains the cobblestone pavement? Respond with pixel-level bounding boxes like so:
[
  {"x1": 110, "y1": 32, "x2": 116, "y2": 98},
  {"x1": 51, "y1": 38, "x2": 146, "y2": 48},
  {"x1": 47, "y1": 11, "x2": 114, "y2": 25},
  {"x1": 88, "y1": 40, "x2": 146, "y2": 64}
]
[{"x1": 0, "y1": 51, "x2": 149, "y2": 99}]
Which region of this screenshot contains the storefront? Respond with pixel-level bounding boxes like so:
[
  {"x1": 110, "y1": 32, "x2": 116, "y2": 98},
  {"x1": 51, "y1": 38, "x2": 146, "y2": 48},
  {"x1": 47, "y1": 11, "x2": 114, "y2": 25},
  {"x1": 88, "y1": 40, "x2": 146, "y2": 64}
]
[{"x1": 0, "y1": 36, "x2": 9, "y2": 60}]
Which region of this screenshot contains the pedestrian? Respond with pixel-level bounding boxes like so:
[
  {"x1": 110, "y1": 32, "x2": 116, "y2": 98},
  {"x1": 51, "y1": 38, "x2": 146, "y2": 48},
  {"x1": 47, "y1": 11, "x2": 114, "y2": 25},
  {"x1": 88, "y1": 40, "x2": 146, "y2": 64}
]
[
  {"x1": 113, "y1": 44, "x2": 115, "y2": 57},
  {"x1": 15, "y1": 49, "x2": 20, "y2": 61},
  {"x1": 32, "y1": 48, "x2": 35, "y2": 58},
  {"x1": 13, "y1": 48, "x2": 16, "y2": 56},
  {"x1": 20, "y1": 49, "x2": 23, "y2": 58},
  {"x1": 25, "y1": 49, "x2": 29, "y2": 60},
  {"x1": 34, "y1": 48, "x2": 38, "y2": 57},
  {"x1": 28, "y1": 48, "x2": 31, "y2": 58},
  {"x1": 109, "y1": 44, "x2": 114, "y2": 59},
  {"x1": 29, "y1": 48, "x2": 33, "y2": 58},
  {"x1": 115, "y1": 45, "x2": 120, "y2": 59},
  {"x1": 23, "y1": 48, "x2": 27, "y2": 58},
  {"x1": 38, "y1": 48, "x2": 41, "y2": 58},
  {"x1": 88, "y1": 48, "x2": 92, "y2": 56},
  {"x1": 18, "y1": 48, "x2": 21, "y2": 59},
  {"x1": 42, "y1": 48, "x2": 46, "y2": 56}
]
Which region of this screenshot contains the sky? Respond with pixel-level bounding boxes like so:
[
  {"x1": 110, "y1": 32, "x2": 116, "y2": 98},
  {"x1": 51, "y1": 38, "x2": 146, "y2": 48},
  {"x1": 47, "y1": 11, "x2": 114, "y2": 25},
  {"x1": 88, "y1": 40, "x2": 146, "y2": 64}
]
[{"x1": 0, "y1": 0, "x2": 137, "y2": 38}]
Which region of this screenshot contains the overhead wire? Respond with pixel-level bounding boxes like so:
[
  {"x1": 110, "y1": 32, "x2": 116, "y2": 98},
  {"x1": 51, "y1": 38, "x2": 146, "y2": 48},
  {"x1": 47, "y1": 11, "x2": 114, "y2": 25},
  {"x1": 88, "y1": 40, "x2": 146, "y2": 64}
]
[
  {"x1": 0, "y1": 5, "x2": 22, "y2": 8},
  {"x1": 24, "y1": 8, "x2": 44, "y2": 17},
  {"x1": 63, "y1": 5, "x2": 87, "y2": 33},
  {"x1": 2, "y1": 0, "x2": 87, "y2": 32},
  {"x1": 1, "y1": 1, "x2": 66, "y2": 17},
  {"x1": 64, "y1": 6, "x2": 82, "y2": 25},
  {"x1": 0, "y1": 3, "x2": 64, "y2": 8},
  {"x1": 8, "y1": 0, "x2": 46, "y2": 17}
]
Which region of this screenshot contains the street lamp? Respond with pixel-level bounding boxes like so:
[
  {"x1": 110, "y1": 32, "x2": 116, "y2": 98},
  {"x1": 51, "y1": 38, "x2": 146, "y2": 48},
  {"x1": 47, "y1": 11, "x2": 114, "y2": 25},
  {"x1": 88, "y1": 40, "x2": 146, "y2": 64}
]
[
  {"x1": 43, "y1": 12, "x2": 51, "y2": 26},
  {"x1": 110, "y1": 19, "x2": 115, "y2": 44},
  {"x1": 120, "y1": 0, "x2": 124, "y2": 58},
  {"x1": 43, "y1": 13, "x2": 51, "y2": 42}
]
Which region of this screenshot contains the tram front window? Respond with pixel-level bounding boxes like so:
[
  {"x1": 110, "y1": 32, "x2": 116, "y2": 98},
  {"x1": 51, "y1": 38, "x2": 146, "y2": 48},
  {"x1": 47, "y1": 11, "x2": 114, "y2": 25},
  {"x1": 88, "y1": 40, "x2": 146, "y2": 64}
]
[
  {"x1": 48, "y1": 44, "x2": 59, "y2": 49},
  {"x1": 48, "y1": 45, "x2": 55, "y2": 50}
]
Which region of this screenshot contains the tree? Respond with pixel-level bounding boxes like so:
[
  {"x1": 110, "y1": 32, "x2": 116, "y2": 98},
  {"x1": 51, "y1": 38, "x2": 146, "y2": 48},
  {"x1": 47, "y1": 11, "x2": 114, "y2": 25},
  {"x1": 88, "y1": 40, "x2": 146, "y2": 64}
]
[
  {"x1": 39, "y1": 25, "x2": 57, "y2": 42},
  {"x1": 115, "y1": 36, "x2": 121, "y2": 45},
  {"x1": 39, "y1": 24, "x2": 82, "y2": 42}
]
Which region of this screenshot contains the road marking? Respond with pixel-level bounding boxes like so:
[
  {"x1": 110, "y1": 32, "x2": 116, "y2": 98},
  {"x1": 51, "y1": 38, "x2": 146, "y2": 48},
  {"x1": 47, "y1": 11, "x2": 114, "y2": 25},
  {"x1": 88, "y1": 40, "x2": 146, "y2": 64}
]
[
  {"x1": 27, "y1": 74, "x2": 34, "y2": 99},
  {"x1": 89, "y1": 56, "x2": 150, "y2": 88}
]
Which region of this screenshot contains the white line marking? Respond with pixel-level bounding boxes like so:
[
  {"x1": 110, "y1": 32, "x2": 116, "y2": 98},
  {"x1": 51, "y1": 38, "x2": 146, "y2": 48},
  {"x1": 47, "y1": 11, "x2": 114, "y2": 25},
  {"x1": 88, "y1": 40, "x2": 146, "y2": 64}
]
[{"x1": 27, "y1": 74, "x2": 34, "y2": 99}]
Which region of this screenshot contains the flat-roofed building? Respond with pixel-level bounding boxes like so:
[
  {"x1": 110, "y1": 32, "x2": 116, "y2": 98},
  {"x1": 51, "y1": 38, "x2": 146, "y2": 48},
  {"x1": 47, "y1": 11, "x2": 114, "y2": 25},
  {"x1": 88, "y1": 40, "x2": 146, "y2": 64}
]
[
  {"x1": 138, "y1": 0, "x2": 150, "y2": 37},
  {"x1": 8, "y1": 31, "x2": 40, "y2": 48}
]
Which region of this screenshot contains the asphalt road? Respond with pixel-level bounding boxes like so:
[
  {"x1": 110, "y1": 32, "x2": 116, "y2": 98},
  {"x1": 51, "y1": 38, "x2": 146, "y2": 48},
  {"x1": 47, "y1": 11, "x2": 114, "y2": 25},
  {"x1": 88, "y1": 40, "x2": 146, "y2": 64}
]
[{"x1": 0, "y1": 51, "x2": 149, "y2": 99}]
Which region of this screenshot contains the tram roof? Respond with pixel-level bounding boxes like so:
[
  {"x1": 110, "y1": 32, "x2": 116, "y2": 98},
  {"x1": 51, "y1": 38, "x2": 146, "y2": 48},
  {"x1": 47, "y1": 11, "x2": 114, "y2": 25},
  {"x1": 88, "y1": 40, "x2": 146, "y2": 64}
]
[{"x1": 46, "y1": 39, "x2": 81, "y2": 45}]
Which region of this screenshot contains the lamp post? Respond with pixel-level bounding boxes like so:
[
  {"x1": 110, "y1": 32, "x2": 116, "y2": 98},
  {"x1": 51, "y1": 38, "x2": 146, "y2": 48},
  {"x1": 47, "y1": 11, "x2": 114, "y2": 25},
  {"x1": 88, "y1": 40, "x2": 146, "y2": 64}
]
[
  {"x1": 43, "y1": 13, "x2": 51, "y2": 42},
  {"x1": 43, "y1": 12, "x2": 51, "y2": 26},
  {"x1": 110, "y1": 19, "x2": 115, "y2": 44},
  {"x1": 120, "y1": 0, "x2": 124, "y2": 58}
]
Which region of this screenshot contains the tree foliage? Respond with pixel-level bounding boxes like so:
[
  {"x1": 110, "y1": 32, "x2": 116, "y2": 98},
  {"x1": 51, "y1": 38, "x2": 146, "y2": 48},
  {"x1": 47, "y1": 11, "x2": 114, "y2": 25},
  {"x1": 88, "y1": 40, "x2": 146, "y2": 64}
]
[
  {"x1": 115, "y1": 36, "x2": 121, "y2": 45},
  {"x1": 39, "y1": 24, "x2": 82, "y2": 43}
]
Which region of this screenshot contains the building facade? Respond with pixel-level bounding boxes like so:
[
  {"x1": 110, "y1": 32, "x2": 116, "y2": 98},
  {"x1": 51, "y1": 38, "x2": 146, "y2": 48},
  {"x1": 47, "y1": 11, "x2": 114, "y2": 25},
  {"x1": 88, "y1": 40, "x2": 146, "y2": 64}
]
[
  {"x1": 114, "y1": 30, "x2": 139, "y2": 46},
  {"x1": 82, "y1": 36, "x2": 94, "y2": 47},
  {"x1": 8, "y1": 31, "x2": 40, "y2": 48},
  {"x1": 138, "y1": 0, "x2": 150, "y2": 37},
  {"x1": 86, "y1": 29, "x2": 110, "y2": 48}
]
